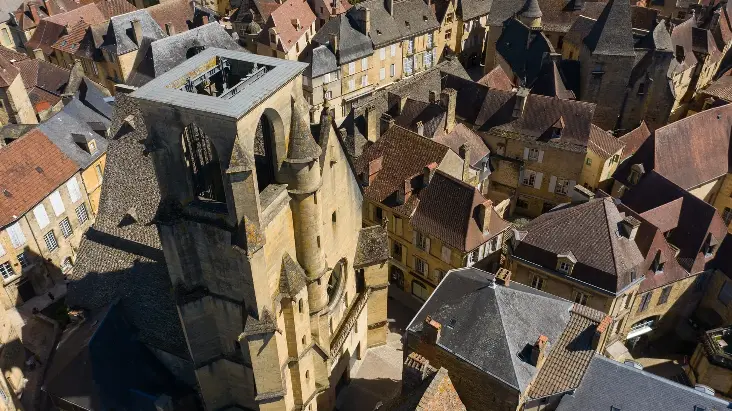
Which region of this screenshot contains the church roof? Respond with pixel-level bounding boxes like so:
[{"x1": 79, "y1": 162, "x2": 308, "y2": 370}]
[{"x1": 583, "y1": 0, "x2": 635, "y2": 56}]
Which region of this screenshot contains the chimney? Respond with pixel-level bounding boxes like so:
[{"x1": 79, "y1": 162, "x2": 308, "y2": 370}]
[
  {"x1": 292, "y1": 18, "x2": 301, "y2": 30},
  {"x1": 422, "y1": 316, "x2": 442, "y2": 344},
  {"x1": 570, "y1": 184, "x2": 594, "y2": 203},
  {"x1": 29, "y1": 4, "x2": 40, "y2": 23},
  {"x1": 619, "y1": 216, "x2": 641, "y2": 240},
  {"x1": 41, "y1": 0, "x2": 51, "y2": 16},
  {"x1": 476, "y1": 200, "x2": 492, "y2": 234},
  {"x1": 429, "y1": 90, "x2": 437, "y2": 104},
  {"x1": 400, "y1": 178, "x2": 413, "y2": 203},
  {"x1": 330, "y1": 33, "x2": 338, "y2": 55},
  {"x1": 416, "y1": 120, "x2": 424, "y2": 136},
  {"x1": 403, "y1": 353, "x2": 434, "y2": 391},
  {"x1": 131, "y1": 19, "x2": 143, "y2": 46},
  {"x1": 203, "y1": 15, "x2": 210, "y2": 24},
  {"x1": 513, "y1": 87, "x2": 529, "y2": 118},
  {"x1": 422, "y1": 162, "x2": 437, "y2": 186},
  {"x1": 366, "y1": 104, "x2": 380, "y2": 142},
  {"x1": 592, "y1": 315, "x2": 612, "y2": 349},
  {"x1": 571, "y1": 0, "x2": 584, "y2": 11},
  {"x1": 368, "y1": 156, "x2": 383, "y2": 184},
  {"x1": 385, "y1": 0, "x2": 393, "y2": 16},
  {"x1": 459, "y1": 143, "x2": 470, "y2": 182},
  {"x1": 495, "y1": 268, "x2": 511, "y2": 286},
  {"x1": 380, "y1": 112, "x2": 394, "y2": 133},
  {"x1": 388, "y1": 92, "x2": 407, "y2": 115},
  {"x1": 530, "y1": 335, "x2": 549, "y2": 367},
  {"x1": 362, "y1": 8, "x2": 371, "y2": 35},
  {"x1": 164, "y1": 22, "x2": 175, "y2": 35},
  {"x1": 440, "y1": 88, "x2": 457, "y2": 133}
]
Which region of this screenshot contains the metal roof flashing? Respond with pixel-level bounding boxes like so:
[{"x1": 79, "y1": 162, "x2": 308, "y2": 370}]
[{"x1": 131, "y1": 48, "x2": 308, "y2": 119}]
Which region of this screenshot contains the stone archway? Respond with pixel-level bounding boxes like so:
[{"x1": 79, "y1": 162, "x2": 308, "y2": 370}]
[{"x1": 181, "y1": 123, "x2": 226, "y2": 203}]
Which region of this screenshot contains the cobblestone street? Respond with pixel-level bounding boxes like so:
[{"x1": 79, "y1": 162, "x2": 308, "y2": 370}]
[{"x1": 335, "y1": 286, "x2": 421, "y2": 411}]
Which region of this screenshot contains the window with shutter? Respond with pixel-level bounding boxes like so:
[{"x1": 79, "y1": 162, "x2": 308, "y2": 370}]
[
  {"x1": 523, "y1": 148, "x2": 529, "y2": 160},
  {"x1": 533, "y1": 173, "x2": 543, "y2": 189},
  {"x1": 49, "y1": 191, "x2": 65, "y2": 216},
  {"x1": 6, "y1": 223, "x2": 26, "y2": 248},
  {"x1": 548, "y1": 176, "x2": 557, "y2": 193},
  {"x1": 34, "y1": 204, "x2": 50, "y2": 229},
  {"x1": 537, "y1": 150, "x2": 544, "y2": 163},
  {"x1": 0, "y1": 242, "x2": 5, "y2": 257},
  {"x1": 441, "y1": 245, "x2": 451, "y2": 263},
  {"x1": 67, "y1": 178, "x2": 82, "y2": 203},
  {"x1": 395, "y1": 216, "x2": 403, "y2": 236}
]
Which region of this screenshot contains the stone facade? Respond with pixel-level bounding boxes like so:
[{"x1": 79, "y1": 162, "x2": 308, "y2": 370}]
[
  {"x1": 0, "y1": 74, "x2": 36, "y2": 125},
  {"x1": 130, "y1": 49, "x2": 387, "y2": 411}
]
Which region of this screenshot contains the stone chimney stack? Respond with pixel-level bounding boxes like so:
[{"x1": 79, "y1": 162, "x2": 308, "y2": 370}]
[
  {"x1": 380, "y1": 112, "x2": 394, "y2": 133},
  {"x1": 619, "y1": 215, "x2": 641, "y2": 240},
  {"x1": 131, "y1": 19, "x2": 143, "y2": 46},
  {"x1": 530, "y1": 335, "x2": 549, "y2": 367},
  {"x1": 388, "y1": 92, "x2": 407, "y2": 115},
  {"x1": 476, "y1": 199, "x2": 492, "y2": 234},
  {"x1": 330, "y1": 33, "x2": 338, "y2": 55},
  {"x1": 41, "y1": 0, "x2": 51, "y2": 16},
  {"x1": 513, "y1": 87, "x2": 529, "y2": 118},
  {"x1": 459, "y1": 143, "x2": 470, "y2": 182},
  {"x1": 366, "y1": 104, "x2": 379, "y2": 142},
  {"x1": 440, "y1": 88, "x2": 457, "y2": 133},
  {"x1": 416, "y1": 120, "x2": 424, "y2": 136},
  {"x1": 422, "y1": 316, "x2": 442, "y2": 344},
  {"x1": 429, "y1": 90, "x2": 438, "y2": 104},
  {"x1": 363, "y1": 8, "x2": 371, "y2": 35}
]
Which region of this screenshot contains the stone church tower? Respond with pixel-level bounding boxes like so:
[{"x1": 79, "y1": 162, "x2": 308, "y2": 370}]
[{"x1": 130, "y1": 48, "x2": 389, "y2": 411}]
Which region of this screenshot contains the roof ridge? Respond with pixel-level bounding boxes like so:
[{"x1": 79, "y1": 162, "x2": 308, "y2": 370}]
[
  {"x1": 492, "y1": 285, "x2": 521, "y2": 389},
  {"x1": 602, "y1": 197, "x2": 622, "y2": 276}
]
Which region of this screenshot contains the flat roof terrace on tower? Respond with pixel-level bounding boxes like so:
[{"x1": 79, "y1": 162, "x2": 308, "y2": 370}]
[{"x1": 131, "y1": 48, "x2": 308, "y2": 119}]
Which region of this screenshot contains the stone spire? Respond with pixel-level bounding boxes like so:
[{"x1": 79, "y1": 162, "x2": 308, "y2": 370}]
[
  {"x1": 519, "y1": 0, "x2": 542, "y2": 29},
  {"x1": 583, "y1": 0, "x2": 635, "y2": 56},
  {"x1": 286, "y1": 97, "x2": 322, "y2": 163}
]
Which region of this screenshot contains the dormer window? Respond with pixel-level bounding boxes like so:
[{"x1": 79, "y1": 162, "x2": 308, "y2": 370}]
[
  {"x1": 651, "y1": 250, "x2": 664, "y2": 273},
  {"x1": 556, "y1": 251, "x2": 576, "y2": 275},
  {"x1": 88, "y1": 139, "x2": 97, "y2": 154},
  {"x1": 558, "y1": 261, "x2": 572, "y2": 273},
  {"x1": 703, "y1": 234, "x2": 717, "y2": 257},
  {"x1": 628, "y1": 163, "x2": 645, "y2": 185}
]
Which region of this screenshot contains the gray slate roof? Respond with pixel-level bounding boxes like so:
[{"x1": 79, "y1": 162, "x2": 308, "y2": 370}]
[
  {"x1": 557, "y1": 355, "x2": 731, "y2": 411},
  {"x1": 103, "y1": 10, "x2": 167, "y2": 55},
  {"x1": 286, "y1": 100, "x2": 322, "y2": 162},
  {"x1": 351, "y1": 0, "x2": 439, "y2": 47},
  {"x1": 312, "y1": 14, "x2": 372, "y2": 64},
  {"x1": 309, "y1": 45, "x2": 338, "y2": 78},
  {"x1": 407, "y1": 267, "x2": 572, "y2": 391},
  {"x1": 38, "y1": 111, "x2": 109, "y2": 169},
  {"x1": 354, "y1": 225, "x2": 389, "y2": 268},
  {"x1": 459, "y1": 0, "x2": 493, "y2": 22},
  {"x1": 279, "y1": 253, "x2": 307, "y2": 298},
  {"x1": 0, "y1": 0, "x2": 25, "y2": 23},
  {"x1": 67, "y1": 93, "x2": 189, "y2": 359},
  {"x1": 583, "y1": 0, "x2": 636, "y2": 56}
]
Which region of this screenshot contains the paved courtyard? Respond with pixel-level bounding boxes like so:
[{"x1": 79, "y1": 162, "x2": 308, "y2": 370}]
[{"x1": 335, "y1": 286, "x2": 420, "y2": 411}]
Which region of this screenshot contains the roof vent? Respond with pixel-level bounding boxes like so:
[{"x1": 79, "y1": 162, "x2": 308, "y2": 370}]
[
  {"x1": 2, "y1": 189, "x2": 10, "y2": 198},
  {"x1": 35, "y1": 166, "x2": 43, "y2": 173},
  {"x1": 624, "y1": 360, "x2": 643, "y2": 370},
  {"x1": 695, "y1": 384, "x2": 715, "y2": 396}
]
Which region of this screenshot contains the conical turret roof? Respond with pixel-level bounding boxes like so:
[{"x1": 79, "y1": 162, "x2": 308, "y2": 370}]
[
  {"x1": 583, "y1": 0, "x2": 635, "y2": 56},
  {"x1": 286, "y1": 98, "x2": 322, "y2": 163},
  {"x1": 519, "y1": 0, "x2": 542, "y2": 19}
]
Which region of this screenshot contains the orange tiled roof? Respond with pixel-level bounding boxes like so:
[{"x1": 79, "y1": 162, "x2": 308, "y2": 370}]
[
  {"x1": 266, "y1": 0, "x2": 315, "y2": 52},
  {"x1": 0, "y1": 129, "x2": 79, "y2": 227}
]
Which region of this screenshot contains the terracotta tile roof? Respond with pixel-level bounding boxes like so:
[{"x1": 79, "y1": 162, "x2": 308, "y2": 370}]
[
  {"x1": 0, "y1": 129, "x2": 79, "y2": 227},
  {"x1": 26, "y1": 3, "x2": 107, "y2": 53},
  {"x1": 587, "y1": 124, "x2": 623, "y2": 159},
  {"x1": 513, "y1": 197, "x2": 646, "y2": 293},
  {"x1": 0, "y1": 55, "x2": 20, "y2": 87},
  {"x1": 51, "y1": 20, "x2": 89, "y2": 54},
  {"x1": 671, "y1": 16, "x2": 723, "y2": 75},
  {"x1": 45, "y1": 2, "x2": 105, "y2": 25},
  {"x1": 477, "y1": 64, "x2": 514, "y2": 91},
  {"x1": 14, "y1": 1, "x2": 50, "y2": 31},
  {"x1": 29, "y1": 86, "x2": 63, "y2": 110},
  {"x1": 94, "y1": 0, "x2": 136, "y2": 19},
  {"x1": 702, "y1": 74, "x2": 732, "y2": 102},
  {"x1": 527, "y1": 304, "x2": 606, "y2": 399},
  {"x1": 0, "y1": 46, "x2": 29, "y2": 62},
  {"x1": 487, "y1": 0, "x2": 608, "y2": 33},
  {"x1": 15, "y1": 58, "x2": 70, "y2": 95},
  {"x1": 638, "y1": 197, "x2": 681, "y2": 234},
  {"x1": 147, "y1": 0, "x2": 195, "y2": 35},
  {"x1": 263, "y1": 0, "x2": 315, "y2": 52},
  {"x1": 411, "y1": 171, "x2": 510, "y2": 252},
  {"x1": 313, "y1": 0, "x2": 350, "y2": 18},
  {"x1": 354, "y1": 125, "x2": 452, "y2": 218},
  {"x1": 617, "y1": 120, "x2": 650, "y2": 159}
]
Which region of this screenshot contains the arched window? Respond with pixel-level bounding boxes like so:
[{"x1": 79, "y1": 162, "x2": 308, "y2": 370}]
[
  {"x1": 254, "y1": 114, "x2": 276, "y2": 191},
  {"x1": 181, "y1": 124, "x2": 226, "y2": 203},
  {"x1": 298, "y1": 298, "x2": 303, "y2": 313}
]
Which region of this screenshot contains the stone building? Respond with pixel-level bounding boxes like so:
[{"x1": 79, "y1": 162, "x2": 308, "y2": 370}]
[
  {"x1": 355, "y1": 124, "x2": 510, "y2": 301},
  {"x1": 0, "y1": 129, "x2": 94, "y2": 311},
  {"x1": 121, "y1": 48, "x2": 387, "y2": 410},
  {"x1": 612, "y1": 104, "x2": 732, "y2": 233},
  {"x1": 404, "y1": 267, "x2": 611, "y2": 411},
  {"x1": 256, "y1": 0, "x2": 316, "y2": 60},
  {"x1": 381, "y1": 353, "x2": 466, "y2": 410},
  {"x1": 695, "y1": 235, "x2": 732, "y2": 329},
  {"x1": 431, "y1": 0, "x2": 491, "y2": 67},
  {"x1": 686, "y1": 325, "x2": 732, "y2": 397},
  {"x1": 0, "y1": 55, "x2": 35, "y2": 125}
]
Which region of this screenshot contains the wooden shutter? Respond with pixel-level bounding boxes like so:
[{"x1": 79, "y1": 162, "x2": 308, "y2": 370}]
[
  {"x1": 424, "y1": 236, "x2": 431, "y2": 253},
  {"x1": 441, "y1": 246, "x2": 451, "y2": 263},
  {"x1": 534, "y1": 172, "x2": 543, "y2": 189},
  {"x1": 537, "y1": 150, "x2": 544, "y2": 163},
  {"x1": 67, "y1": 178, "x2": 82, "y2": 203},
  {"x1": 49, "y1": 191, "x2": 65, "y2": 216},
  {"x1": 412, "y1": 230, "x2": 418, "y2": 246},
  {"x1": 33, "y1": 204, "x2": 49, "y2": 229},
  {"x1": 7, "y1": 223, "x2": 26, "y2": 248},
  {"x1": 548, "y1": 176, "x2": 557, "y2": 193},
  {"x1": 523, "y1": 147, "x2": 529, "y2": 160}
]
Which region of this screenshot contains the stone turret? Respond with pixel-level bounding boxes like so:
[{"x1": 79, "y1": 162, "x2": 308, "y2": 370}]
[{"x1": 518, "y1": 0, "x2": 542, "y2": 30}]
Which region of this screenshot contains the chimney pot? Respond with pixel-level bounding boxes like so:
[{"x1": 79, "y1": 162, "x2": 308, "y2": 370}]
[
  {"x1": 530, "y1": 335, "x2": 549, "y2": 367},
  {"x1": 422, "y1": 316, "x2": 442, "y2": 344},
  {"x1": 329, "y1": 33, "x2": 338, "y2": 54},
  {"x1": 416, "y1": 120, "x2": 424, "y2": 136}
]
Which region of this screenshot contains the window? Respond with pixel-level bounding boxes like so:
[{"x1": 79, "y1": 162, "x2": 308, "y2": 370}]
[
  {"x1": 528, "y1": 148, "x2": 539, "y2": 161},
  {"x1": 348, "y1": 78, "x2": 355, "y2": 90},
  {"x1": 467, "y1": 249, "x2": 478, "y2": 266},
  {"x1": 592, "y1": 63, "x2": 604, "y2": 75},
  {"x1": 445, "y1": 12, "x2": 454, "y2": 23},
  {"x1": 88, "y1": 139, "x2": 97, "y2": 154},
  {"x1": 407, "y1": 39, "x2": 414, "y2": 54},
  {"x1": 723, "y1": 207, "x2": 732, "y2": 226},
  {"x1": 557, "y1": 35, "x2": 564, "y2": 50},
  {"x1": 49, "y1": 191, "x2": 65, "y2": 216},
  {"x1": 75, "y1": 203, "x2": 89, "y2": 224},
  {"x1": 67, "y1": 178, "x2": 82, "y2": 203},
  {"x1": 404, "y1": 56, "x2": 413, "y2": 75},
  {"x1": 361, "y1": 75, "x2": 368, "y2": 86},
  {"x1": 637, "y1": 82, "x2": 645, "y2": 95},
  {"x1": 33, "y1": 204, "x2": 49, "y2": 229},
  {"x1": 424, "y1": 49, "x2": 432, "y2": 68},
  {"x1": 394, "y1": 216, "x2": 403, "y2": 236},
  {"x1": 61, "y1": 257, "x2": 73, "y2": 273},
  {"x1": 331, "y1": 211, "x2": 337, "y2": 224},
  {"x1": 374, "y1": 205, "x2": 383, "y2": 222},
  {"x1": 651, "y1": 251, "x2": 664, "y2": 273},
  {"x1": 624, "y1": 292, "x2": 634, "y2": 309},
  {"x1": 637, "y1": 292, "x2": 652, "y2": 313},
  {"x1": 574, "y1": 291, "x2": 589, "y2": 306},
  {"x1": 558, "y1": 261, "x2": 572, "y2": 274},
  {"x1": 657, "y1": 286, "x2": 672, "y2": 305},
  {"x1": 522, "y1": 170, "x2": 542, "y2": 188},
  {"x1": 414, "y1": 256, "x2": 428, "y2": 275},
  {"x1": 0, "y1": 243, "x2": 4, "y2": 258},
  {"x1": 59, "y1": 217, "x2": 73, "y2": 238},
  {"x1": 445, "y1": 29, "x2": 452, "y2": 40},
  {"x1": 585, "y1": 158, "x2": 592, "y2": 166},
  {"x1": 361, "y1": 57, "x2": 368, "y2": 70},
  {"x1": 390, "y1": 63, "x2": 395, "y2": 77},
  {"x1": 555, "y1": 178, "x2": 570, "y2": 195},
  {"x1": 412, "y1": 280, "x2": 429, "y2": 300},
  {"x1": 718, "y1": 282, "x2": 732, "y2": 305},
  {"x1": 628, "y1": 169, "x2": 640, "y2": 185},
  {"x1": 391, "y1": 44, "x2": 396, "y2": 56},
  {"x1": 441, "y1": 245, "x2": 451, "y2": 263},
  {"x1": 0, "y1": 262, "x2": 15, "y2": 280},
  {"x1": 348, "y1": 62, "x2": 355, "y2": 75},
  {"x1": 380, "y1": 67, "x2": 386, "y2": 80},
  {"x1": 380, "y1": 47, "x2": 385, "y2": 60},
  {"x1": 531, "y1": 275, "x2": 545, "y2": 290},
  {"x1": 95, "y1": 164, "x2": 103, "y2": 182},
  {"x1": 298, "y1": 299, "x2": 303, "y2": 313},
  {"x1": 6, "y1": 223, "x2": 26, "y2": 248},
  {"x1": 426, "y1": 33, "x2": 433, "y2": 48},
  {"x1": 392, "y1": 241, "x2": 403, "y2": 260},
  {"x1": 432, "y1": 269, "x2": 445, "y2": 284},
  {"x1": 44, "y1": 230, "x2": 58, "y2": 252},
  {"x1": 415, "y1": 231, "x2": 429, "y2": 251}
]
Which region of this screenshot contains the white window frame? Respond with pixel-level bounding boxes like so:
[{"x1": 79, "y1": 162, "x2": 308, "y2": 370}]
[
  {"x1": 522, "y1": 170, "x2": 536, "y2": 187},
  {"x1": 531, "y1": 275, "x2": 545, "y2": 290},
  {"x1": 67, "y1": 177, "x2": 82, "y2": 203},
  {"x1": 555, "y1": 178, "x2": 570, "y2": 195},
  {"x1": 414, "y1": 256, "x2": 428, "y2": 275},
  {"x1": 361, "y1": 74, "x2": 368, "y2": 87},
  {"x1": 574, "y1": 291, "x2": 588, "y2": 305},
  {"x1": 390, "y1": 44, "x2": 396, "y2": 56},
  {"x1": 44, "y1": 230, "x2": 58, "y2": 252},
  {"x1": 0, "y1": 261, "x2": 15, "y2": 280},
  {"x1": 415, "y1": 231, "x2": 429, "y2": 251},
  {"x1": 348, "y1": 78, "x2": 355, "y2": 91},
  {"x1": 390, "y1": 63, "x2": 395, "y2": 77},
  {"x1": 49, "y1": 191, "x2": 65, "y2": 216},
  {"x1": 379, "y1": 67, "x2": 385, "y2": 80},
  {"x1": 33, "y1": 204, "x2": 50, "y2": 229},
  {"x1": 558, "y1": 261, "x2": 571, "y2": 274},
  {"x1": 380, "y1": 47, "x2": 385, "y2": 60}
]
